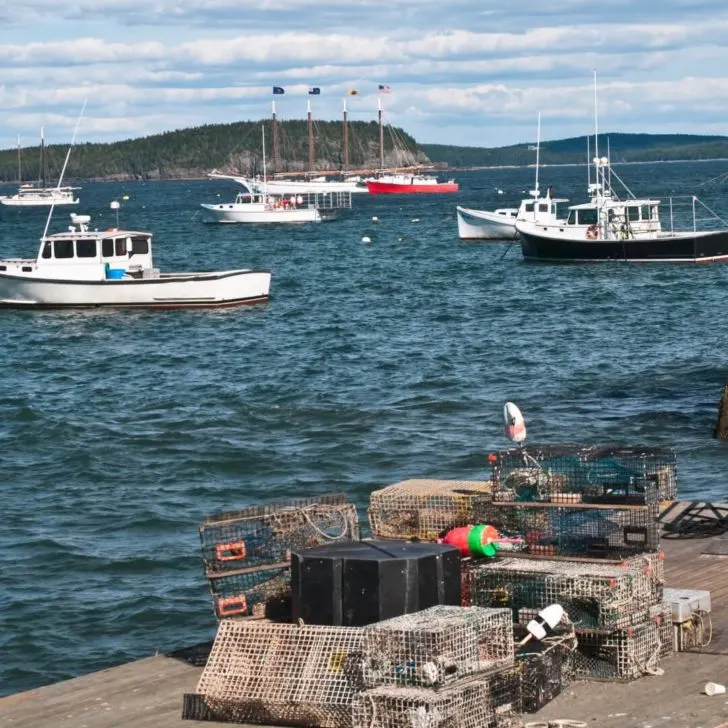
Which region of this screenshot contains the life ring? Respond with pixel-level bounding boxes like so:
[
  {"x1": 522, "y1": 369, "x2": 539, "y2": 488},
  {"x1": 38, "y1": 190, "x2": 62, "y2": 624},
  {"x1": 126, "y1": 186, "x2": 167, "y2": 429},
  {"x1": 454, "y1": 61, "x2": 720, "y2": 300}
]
[{"x1": 586, "y1": 225, "x2": 600, "y2": 240}]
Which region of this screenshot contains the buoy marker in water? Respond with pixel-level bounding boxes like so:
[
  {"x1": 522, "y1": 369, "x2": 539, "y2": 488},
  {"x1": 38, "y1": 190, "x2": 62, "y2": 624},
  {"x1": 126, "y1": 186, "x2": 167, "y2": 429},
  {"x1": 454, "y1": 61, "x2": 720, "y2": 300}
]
[
  {"x1": 361, "y1": 236, "x2": 372, "y2": 243},
  {"x1": 371, "y1": 216, "x2": 379, "y2": 223},
  {"x1": 411, "y1": 218, "x2": 420, "y2": 223}
]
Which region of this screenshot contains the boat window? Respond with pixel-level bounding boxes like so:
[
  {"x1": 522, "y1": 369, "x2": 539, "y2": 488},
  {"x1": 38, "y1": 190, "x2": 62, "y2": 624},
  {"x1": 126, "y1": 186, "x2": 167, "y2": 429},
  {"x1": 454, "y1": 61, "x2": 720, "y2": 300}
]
[
  {"x1": 524, "y1": 202, "x2": 534, "y2": 213},
  {"x1": 41, "y1": 242, "x2": 51, "y2": 259},
  {"x1": 76, "y1": 239, "x2": 97, "y2": 258},
  {"x1": 567, "y1": 209, "x2": 577, "y2": 225},
  {"x1": 551, "y1": 204, "x2": 557, "y2": 215},
  {"x1": 102, "y1": 239, "x2": 114, "y2": 258},
  {"x1": 131, "y1": 236, "x2": 149, "y2": 255},
  {"x1": 115, "y1": 239, "x2": 126, "y2": 256},
  {"x1": 538, "y1": 203, "x2": 548, "y2": 212},
  {"x1": 641, "y1": 205, "x2": 652, "y2": 220},
  {"x1": 578, "y1": 208, "x2": 598, "y2": 225},
  {"x1": 53, "y1": 239, "x2": 74, "y2": 259},
  {"x1": 627, "y1": 206, "x2": 640, "y2": 222}
]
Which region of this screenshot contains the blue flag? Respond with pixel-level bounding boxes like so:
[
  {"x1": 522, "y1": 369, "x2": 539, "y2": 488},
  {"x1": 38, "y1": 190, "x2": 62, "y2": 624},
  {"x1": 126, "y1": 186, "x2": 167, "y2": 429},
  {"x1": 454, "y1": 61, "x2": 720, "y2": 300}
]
[
  {"x1": 273, "y1": 86, "x2": 285, "y2": 95},
  {"x1": 308, "y1": 87, "x2": 321, "y2": 95}
]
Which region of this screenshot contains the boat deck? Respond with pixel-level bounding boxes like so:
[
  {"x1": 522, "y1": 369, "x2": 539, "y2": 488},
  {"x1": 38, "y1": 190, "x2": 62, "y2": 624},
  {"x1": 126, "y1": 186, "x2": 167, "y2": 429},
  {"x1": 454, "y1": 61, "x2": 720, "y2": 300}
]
[{"x1": 1, "y1": 501, "x2": 728, "y2": 728}]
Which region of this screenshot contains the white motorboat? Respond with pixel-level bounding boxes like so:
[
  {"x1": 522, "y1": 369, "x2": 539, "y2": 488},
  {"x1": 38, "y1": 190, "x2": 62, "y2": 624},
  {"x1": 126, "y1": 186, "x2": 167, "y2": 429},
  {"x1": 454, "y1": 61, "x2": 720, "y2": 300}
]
[
  {"x1": 252, "y1": 176, "x2": 366, "y2": 196},
  {"x1": 0, "y1": 129, "x2": 80, "y2": 208},
  {"x1": 456, "y1": 207, "x2": 519, "y2": 240},
  {"x1": 201, "y1": 177, "x2": 322, "y2": 224},
  {"x1": 0, "y1": 213, "x2": 270, "y2": 309}
]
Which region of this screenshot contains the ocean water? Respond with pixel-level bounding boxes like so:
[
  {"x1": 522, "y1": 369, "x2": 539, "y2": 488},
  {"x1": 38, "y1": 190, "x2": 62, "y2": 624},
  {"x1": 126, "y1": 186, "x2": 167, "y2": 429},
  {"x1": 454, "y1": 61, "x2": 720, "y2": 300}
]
[{"x1": 2, "y1": 161, "x2": 728, "y2": 696}]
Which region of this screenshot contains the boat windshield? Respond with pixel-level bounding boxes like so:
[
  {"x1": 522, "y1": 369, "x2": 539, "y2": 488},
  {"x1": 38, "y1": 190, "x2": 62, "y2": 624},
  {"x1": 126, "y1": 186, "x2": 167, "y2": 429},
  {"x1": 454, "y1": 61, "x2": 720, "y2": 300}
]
[{"x1": 567, "y1": 208, "x2": 598, "y2": 225}]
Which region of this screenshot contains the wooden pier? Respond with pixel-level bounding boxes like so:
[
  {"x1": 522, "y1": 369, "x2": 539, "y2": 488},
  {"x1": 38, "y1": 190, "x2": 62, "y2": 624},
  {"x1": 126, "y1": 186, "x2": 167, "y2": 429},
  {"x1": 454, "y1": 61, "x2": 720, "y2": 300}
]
[{"x1": 1, "y1": 501, "x2": 728, "y2": 728}]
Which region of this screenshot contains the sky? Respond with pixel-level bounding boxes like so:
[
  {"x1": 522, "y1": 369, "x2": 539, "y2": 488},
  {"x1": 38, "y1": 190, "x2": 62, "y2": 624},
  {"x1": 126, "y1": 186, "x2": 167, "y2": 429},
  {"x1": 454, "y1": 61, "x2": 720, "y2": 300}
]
[{"x1": 2, "y1": 0, "x2": 728, "y2": 150}]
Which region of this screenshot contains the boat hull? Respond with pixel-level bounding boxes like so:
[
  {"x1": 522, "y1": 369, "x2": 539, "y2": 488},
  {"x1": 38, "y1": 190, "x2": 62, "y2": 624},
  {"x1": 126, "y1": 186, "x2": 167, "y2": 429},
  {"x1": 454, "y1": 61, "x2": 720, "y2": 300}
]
[
  {"x1": 456, "y1": 206, "x2": 519, "y2": 240},
  {"x1": 200, "y1": 204, "x2": 320, "y2": 224},
  {"x1": 518, "y1": 228, "x2": 728, "y2": 263},
  {"x1": 0, "y1": 197, "x2": 79, "y2": 207},
  {"x1": 256, "y1": 180, "x2": 366, "y2": 195},
  {"x1": 366, "y1": 181, "x2": 459, "y2": 195},
  {"x1": 0, "y1": 270, "x2": 271, "y2": 309}
]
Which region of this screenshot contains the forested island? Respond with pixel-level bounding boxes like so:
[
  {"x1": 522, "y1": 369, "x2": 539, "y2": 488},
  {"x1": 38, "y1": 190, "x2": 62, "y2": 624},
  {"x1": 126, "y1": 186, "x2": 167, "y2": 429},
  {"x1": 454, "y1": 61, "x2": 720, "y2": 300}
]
[{"x1": 1, "y1": 120, "x2": 727, "y2": 183}]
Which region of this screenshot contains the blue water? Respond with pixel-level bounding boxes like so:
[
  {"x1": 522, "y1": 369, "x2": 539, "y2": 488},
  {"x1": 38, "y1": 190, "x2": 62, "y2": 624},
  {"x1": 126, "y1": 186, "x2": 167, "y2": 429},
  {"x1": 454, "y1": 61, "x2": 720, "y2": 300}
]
[{"x1": 2, "y1": 161, "x2": 728, "y2": 696}]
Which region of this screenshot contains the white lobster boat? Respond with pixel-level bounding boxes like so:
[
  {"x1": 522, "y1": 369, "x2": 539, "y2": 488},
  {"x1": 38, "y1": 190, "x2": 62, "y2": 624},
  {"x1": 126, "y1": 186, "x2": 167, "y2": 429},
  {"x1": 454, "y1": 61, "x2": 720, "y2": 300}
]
[
  {"x1": 0, "y1": 214, "x2": 271, "y2": 309},
  {"x1": 456, "y1": 206, "x2": 519, "y2": 240}
]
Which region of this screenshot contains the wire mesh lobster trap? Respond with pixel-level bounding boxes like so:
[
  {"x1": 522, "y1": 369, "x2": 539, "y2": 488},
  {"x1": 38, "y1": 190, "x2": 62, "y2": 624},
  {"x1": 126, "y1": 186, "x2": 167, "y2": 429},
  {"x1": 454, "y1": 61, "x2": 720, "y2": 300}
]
[
  {"x1": 368, "y1": 480, "x2": 492, "y2": 541},
  {"x1": 573, "y1": 617, "x2": 665, "y2": 681},
  {"x1": 488, "y1": 445, "x2": 677, "y2": 504},
  {"x1": 475, "y1": 500, "x2": 660, "y2": 559},
  {"x1": 200, "y1": 493, "x2": 359, "y2": 573},
  {"x1": 511, "y1": 622, "x2": 576, "y2": 714},
  {"x1": 469, "y1": 557, "x2": 653, "y2": 631},
  {"x1": 192, "y1": 619, "x2": 366, "y2": 728},
  {"x1": 361, "y1": 606, "x2": 514, "y2": 688},
  {"x1": 650, "y1": 603, "x2": 674, "y2": 659},
  {"x1": 352, "y1": 671, "x2": 519, "y2": 728},
  {"x1": 208, "y1": 565, "x2": 291, "y2": 620}
]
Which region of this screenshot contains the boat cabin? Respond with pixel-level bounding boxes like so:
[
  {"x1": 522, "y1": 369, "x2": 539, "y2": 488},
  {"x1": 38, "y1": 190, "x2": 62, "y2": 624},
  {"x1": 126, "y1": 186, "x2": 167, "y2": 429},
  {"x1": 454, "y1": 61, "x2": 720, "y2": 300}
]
[
  {"x1": 565, "y1": 198, "x2": 662, "y2": 239},
  {"x1": 0, "y1": 215, "x2": 157, "y2": 281}
]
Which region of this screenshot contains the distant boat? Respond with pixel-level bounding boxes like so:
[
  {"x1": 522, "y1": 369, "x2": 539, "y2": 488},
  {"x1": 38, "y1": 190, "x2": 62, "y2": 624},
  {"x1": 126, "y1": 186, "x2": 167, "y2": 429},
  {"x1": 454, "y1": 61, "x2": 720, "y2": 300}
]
[
  {"x1": 0, "y1": 213, "x2": 270, "y2": 308},
  {"x1": 366, "y1": 173, "x2": 459, "y2": 195},
  {"x1": 201, "y1": 126, "x2": 336, "y2": 224},
  {"x1": 0, "y1": 129, "x2": 80, "y2": 208}
]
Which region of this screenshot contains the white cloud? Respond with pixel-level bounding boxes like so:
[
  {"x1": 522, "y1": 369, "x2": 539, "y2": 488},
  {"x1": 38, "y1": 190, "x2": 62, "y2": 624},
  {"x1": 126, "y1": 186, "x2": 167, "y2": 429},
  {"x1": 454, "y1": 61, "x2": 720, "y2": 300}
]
[{"x1": 1, "y1": 3, "x2": 728, "y2": 147}]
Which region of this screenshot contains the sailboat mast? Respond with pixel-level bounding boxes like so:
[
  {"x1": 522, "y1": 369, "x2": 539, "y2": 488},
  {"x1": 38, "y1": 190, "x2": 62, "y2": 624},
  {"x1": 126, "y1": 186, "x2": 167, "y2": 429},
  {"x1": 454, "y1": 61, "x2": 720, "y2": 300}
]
[
  {"x1": 535, "y1": 112, "x2": 541, "y2": 197},
  {"x1": 39, "y1": 127, "x2": 45, "y2": 188},
  {"x1": 262, "y1": 124, "x2": 267, "y2": 203},
  {"x1": 271, "y1": 101, "x2": 280, "y2": 174},
  {"x1": 16, "y1": 135, "x2": 21, "y2": 185},
  {"x1": 342, "y1": 99, "x2": 349, "y2": 173},
  {"x1": 378, "y1": 96, "x2": 384, "y2": 170},
  {"x1": 593, "y1": 69, "x2": 600, "y2": 192},
  {"x1": 307, "y1": 99, "x2": 314, "y2": 172}
]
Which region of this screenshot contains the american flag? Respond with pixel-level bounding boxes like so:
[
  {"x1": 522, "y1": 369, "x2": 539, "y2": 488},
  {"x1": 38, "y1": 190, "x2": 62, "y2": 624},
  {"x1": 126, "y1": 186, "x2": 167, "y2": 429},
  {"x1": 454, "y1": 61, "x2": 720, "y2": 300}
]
[{"x1": 378, "y1": 84, "x2": 392, "y2": 93}]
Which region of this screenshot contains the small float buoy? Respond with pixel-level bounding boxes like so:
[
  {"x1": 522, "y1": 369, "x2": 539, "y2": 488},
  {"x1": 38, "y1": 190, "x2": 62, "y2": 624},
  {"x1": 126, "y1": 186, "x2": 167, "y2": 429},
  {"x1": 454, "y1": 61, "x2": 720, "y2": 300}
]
[
  {"x1": 361, "y1": 236, "x2": 371, "y2": 243},
  {"x1": 411, "y1": 218, "x2": 420, "y2": 223},
  {"x1": 371, "y1": 216, "x2": 379, "y2": 223},
  {"x1": 122, "y1": 195, "x2": 129, "y2": 200},
  {"x1": 497, "y1": 189, "x2": 503, "y2": 195}
]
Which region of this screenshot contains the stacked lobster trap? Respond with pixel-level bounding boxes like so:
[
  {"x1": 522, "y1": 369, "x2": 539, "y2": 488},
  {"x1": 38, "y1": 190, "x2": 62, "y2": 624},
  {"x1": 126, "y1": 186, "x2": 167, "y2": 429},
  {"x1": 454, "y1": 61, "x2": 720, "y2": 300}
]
[
  {"x1": 353, "y1": 605, "x2": 519, "y2": 728},
  {"x1": 368, "y1": 479, "x2": 492, "y2": 541},
  {"x1": 199, "y1": 493, "x2": 360, "y2": 620}
]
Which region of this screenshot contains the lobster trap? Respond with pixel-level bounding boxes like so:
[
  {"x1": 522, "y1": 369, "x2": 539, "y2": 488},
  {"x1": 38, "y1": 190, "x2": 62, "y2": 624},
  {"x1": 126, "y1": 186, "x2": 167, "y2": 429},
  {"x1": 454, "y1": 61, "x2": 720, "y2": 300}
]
[
  {"x1": 489, "y1": 445, "x2": 676, "y2": 504},
  {"x1": 208, "y1": 565, "x2": 291, "y2": 620},
  {"x1": 361, "y1": 606, "x2": 514, "y2": 688},
  {"x1": 191, "y1": 619, "x2": 365, "y2": 728},
  {"x1": 650, "y1": 603, "x2": 674, "y2": 659},
  {"x1": 368, "y1": 479, "x2": 492, "y2": 541},
  {"x1": 573, "y1": 617, "x2": 665, "y2": 681},
  {"x1": 199, "y1": 493, "x2": 359, "y2": 573},
  {"x1": 352, "y1": 672, "x2": 519, "y2": 728},
  {"x1": 512, "y1": 622, "x2": 576, "y2": 713},
  {"x1": 475, "y1": 500, "x2": 660, "y2": 559},
  {"x1": 469, "y1": 557, "x2": 653, "y2": 631}
]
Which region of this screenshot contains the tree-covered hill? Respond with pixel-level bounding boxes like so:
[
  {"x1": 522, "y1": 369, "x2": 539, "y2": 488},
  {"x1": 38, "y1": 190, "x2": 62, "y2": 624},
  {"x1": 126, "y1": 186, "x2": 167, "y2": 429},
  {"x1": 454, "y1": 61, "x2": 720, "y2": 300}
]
[
  {"x1": 2, "y1": 124, "x2": 728, "y2": 182},
  {"x1": 421, "y1": 133, "x2": 728, "y2": 167},
  {"x1": 0, "y1": 119, "x2": 428, "y2": 183}
]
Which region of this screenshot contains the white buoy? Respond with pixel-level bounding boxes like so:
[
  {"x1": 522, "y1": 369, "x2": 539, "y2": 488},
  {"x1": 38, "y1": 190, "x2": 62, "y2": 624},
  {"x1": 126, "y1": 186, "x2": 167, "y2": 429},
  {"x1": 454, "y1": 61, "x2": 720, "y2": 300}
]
[
  {"x1": 503, "y1": 402, "x2": 526, "y2": 444},
  {"x1": 371, "y1": 216, "x2": 379, "y2": 223},
  {"x1": 361, "y1": 236, "x2": 372, "y2": 243},
  {"x1": 411, "y1": 218, "x2": 420, "y2": 223},
  {"x1": 497, "y1": 189, "x2": 503, "y2": 195}
]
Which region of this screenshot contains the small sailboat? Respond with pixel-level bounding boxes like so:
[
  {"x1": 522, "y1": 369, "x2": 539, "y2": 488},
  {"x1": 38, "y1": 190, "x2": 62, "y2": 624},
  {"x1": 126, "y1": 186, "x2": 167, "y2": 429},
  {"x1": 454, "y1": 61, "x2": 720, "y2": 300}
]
[
  {"x1": 0, "y1": 129, "x2": 80, "y2": 208},
  {"x1": 200, "y1": 126, "x2": 323, "y2": 224}
]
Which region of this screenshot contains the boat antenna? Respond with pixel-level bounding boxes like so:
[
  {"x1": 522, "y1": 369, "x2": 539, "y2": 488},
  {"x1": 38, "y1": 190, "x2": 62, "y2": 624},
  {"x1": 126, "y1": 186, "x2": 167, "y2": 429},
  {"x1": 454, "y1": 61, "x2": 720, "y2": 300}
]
[
  {"x1": 16, "y1": 134, "x2": 21, "y2": 186},
  {"x1": 586, "y1": 134, "x2": 590, "y2": 191},
  {"x1": 42, "y1": 97, "x2": 87, "y2": 240},
  {"x1": 593, "y1": 69, "x2": 599, "y2": 163}
]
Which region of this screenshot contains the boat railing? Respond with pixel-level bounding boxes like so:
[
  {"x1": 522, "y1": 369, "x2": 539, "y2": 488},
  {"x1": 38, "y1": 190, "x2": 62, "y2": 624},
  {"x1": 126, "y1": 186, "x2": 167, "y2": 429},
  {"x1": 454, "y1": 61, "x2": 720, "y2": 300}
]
[{"x1": 663, "y1": 195, "x2": 728, "y2": 234}]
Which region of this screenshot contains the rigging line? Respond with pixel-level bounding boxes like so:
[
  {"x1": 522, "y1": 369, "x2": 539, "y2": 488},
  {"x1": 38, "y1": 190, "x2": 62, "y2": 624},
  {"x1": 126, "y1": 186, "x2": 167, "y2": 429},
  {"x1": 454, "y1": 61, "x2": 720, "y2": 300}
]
[{"x1": 42, "y1": 97, "x2": 87, "y2": 241}]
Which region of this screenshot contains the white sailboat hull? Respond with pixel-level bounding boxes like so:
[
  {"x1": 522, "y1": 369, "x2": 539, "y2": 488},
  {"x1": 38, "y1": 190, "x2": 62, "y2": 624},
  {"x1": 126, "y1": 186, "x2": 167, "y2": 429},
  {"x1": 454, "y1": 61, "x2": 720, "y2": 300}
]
[
  {"x1": 0, "y1": 269, "x2": 271, "y2": 308},
  {"x1": 0, "y1": 195, "x2": 79, "y2": 207},
  {"x1": 257, "y1": 179, "x2": 366, "y2": 195},
  {"x1": 456, "y1": 206, "x2": 519, "y2": 240},
  {"x1": 200, "y1": 203, "x2": 321, "y2": 224}
]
